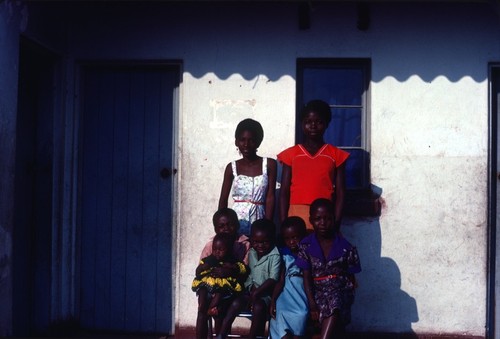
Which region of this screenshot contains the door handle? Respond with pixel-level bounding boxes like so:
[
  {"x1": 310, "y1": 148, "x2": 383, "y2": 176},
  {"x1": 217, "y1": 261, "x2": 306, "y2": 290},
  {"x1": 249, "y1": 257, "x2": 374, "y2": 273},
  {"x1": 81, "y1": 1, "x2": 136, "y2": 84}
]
[{"x1": 160, "y1": 168, "x2": 177, "y2": 179}]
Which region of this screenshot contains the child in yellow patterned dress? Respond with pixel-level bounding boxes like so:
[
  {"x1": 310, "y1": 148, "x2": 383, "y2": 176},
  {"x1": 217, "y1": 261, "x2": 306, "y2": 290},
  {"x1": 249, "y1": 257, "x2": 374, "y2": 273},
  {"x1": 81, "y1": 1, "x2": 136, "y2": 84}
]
[{"x1": 193, "y1": 233, "x2": 248, "y2": 317}]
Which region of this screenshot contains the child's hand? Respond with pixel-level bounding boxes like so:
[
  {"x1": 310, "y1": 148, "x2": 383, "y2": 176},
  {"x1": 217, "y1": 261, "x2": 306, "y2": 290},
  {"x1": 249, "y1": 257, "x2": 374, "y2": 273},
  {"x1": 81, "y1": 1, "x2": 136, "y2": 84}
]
[
  {"x1": 269, "y1": 301, "x2": 277, "y2": 319},
  {"x1": 196, "y1": 262, "x2": 212, "y2": 276},
  {"x1": 210, "y1": 265, "x2": 233, "y2": 278},
  {"x1": 249, "y1": 289, "x2": 256, "y2": 302},
  {"x1": 249, "y1": 287, "x2": 260, "y2": 304},
  {"x1": 309, "y1": 303, "x2": 320, "y2": 322}
]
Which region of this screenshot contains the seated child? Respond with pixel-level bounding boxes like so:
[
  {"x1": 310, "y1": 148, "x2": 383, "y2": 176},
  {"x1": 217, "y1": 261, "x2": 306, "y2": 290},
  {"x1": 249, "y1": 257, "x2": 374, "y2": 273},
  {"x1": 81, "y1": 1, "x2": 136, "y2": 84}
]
[
  {"x1": 295, "y1": 198, "x2": 361, "y2": 339},
  {"x1": 196, "y1": 208, "x2": 251, "y2": 339},
  {"x1": 192, "y1": 233, "x2": 247, "y2": 316},
  {"x1": 200, "y1": 207, "x2": 251, "y2": 264},
  {"x1": 217, "y1": 219, "x2": 281, "y2": 339},
  {"x1": 269, "y1": 216, "x2": 308, "y2": 339}
]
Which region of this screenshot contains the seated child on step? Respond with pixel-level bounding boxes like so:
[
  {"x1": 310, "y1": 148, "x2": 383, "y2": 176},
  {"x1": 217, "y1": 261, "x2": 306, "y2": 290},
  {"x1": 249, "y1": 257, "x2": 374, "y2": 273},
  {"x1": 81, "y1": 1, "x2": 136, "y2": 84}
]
[
  {"x1": 217, "y1": 219, "x2": 281, "y2": 339},
  {"x1": 269, "y1": 216, "x2": 308, "y2": 339},
  {"x1": 296, "y1": 198, "x2": 361, "y2": 339},
  {"x1": 195, "y1": 208, "x2": 251, "y2": 339},
  {"x1": 193, "y1": 232, "x2": 247, "y2": 316}
]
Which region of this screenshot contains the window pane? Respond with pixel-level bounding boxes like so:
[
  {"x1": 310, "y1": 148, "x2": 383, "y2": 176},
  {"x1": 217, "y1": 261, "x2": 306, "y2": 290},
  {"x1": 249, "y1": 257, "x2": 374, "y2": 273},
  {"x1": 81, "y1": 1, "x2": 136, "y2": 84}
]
[
  {"x1": 303, "y1": 68, "x2": 364, "y2": 105},
  {"x1": 326, "y1": 107, "x2": 361, "y2": 147},
  {"x1": 344, "y1": 148, "x2": 367, "y2": 189},
  {"x1": 298, "y1": 59, "x2": 370, "y2": 190}
]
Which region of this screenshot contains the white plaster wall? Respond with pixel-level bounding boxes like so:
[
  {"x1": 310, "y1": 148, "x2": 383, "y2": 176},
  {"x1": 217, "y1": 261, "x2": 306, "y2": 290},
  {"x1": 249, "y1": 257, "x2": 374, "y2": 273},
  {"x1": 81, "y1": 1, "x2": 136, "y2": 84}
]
[
  {"x1": 20, "y1": 1, "x2": 500, "y2": 336},
  {"x1": 359, "y1": 73, "x2": 488, "y2": 333},
  {"x1": 178, "y1": 72, "x2": 296, "y2": 333}
]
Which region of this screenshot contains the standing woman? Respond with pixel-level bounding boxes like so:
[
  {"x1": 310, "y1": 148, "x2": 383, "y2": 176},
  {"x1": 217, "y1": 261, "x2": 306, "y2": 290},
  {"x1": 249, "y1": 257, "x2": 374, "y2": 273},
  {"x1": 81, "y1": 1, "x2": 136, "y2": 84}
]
[{"x1": 219, "y1": 118, "x2": 277, "y2": 236}]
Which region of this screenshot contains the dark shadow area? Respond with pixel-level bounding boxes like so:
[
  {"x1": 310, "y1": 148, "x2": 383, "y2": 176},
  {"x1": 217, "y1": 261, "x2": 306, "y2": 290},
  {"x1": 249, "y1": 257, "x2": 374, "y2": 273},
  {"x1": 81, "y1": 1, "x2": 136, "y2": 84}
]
[
  {"x1": 343, "y1": 186, "x2": 418, "y2": 336},
  {"x1": 13, "y1": 36, "x2": 57, "y2": 337},
  {"x1": 23, "y1": 1, "x2": 497, "y2": 84},
  {"x1": 36, "y1": 323, "x2": 173, "y2": 339}
]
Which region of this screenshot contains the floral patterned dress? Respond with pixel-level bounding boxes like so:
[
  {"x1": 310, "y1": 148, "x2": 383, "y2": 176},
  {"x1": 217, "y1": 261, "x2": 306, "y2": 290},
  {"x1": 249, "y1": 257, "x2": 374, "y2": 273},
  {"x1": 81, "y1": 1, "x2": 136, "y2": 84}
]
[
  {"x1": 295, "y1": 233, "x2": 361, "y2": 325},
  {"x1": 231, "y1": 157, "x2": 269, "y2": 236}
]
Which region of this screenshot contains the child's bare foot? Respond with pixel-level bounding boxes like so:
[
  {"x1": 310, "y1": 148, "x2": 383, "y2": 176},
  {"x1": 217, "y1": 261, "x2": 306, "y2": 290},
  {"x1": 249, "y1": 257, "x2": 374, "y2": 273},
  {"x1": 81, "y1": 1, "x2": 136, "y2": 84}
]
[{"x1": 207, "y1": 306, "x2": 219, "y2": 316}]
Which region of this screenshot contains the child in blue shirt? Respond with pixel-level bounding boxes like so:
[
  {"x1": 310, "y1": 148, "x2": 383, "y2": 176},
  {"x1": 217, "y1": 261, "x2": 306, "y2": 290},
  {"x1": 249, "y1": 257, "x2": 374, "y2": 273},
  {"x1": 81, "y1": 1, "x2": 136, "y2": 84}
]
[{"x1": 269, "y1": 216, "x2": 308, "y2": 339}]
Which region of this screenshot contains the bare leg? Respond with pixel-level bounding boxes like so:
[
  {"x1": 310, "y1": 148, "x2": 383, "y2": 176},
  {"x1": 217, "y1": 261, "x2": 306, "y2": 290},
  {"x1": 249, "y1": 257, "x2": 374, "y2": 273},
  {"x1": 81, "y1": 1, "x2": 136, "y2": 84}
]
[
  {"x1": 208, "y1": 292, "x2": 222, "y2": 316},
  {"x1": 214, "y1": 296, "x2": 232, "y2": 335},
  {"x1": 214, "y1": 317, "x2": 222, "y2": 336},
  {"x1": 320, "y1": 315, "x2": 336, "y2": 339},
  {"x1": 196, "y1": 288, "x2": 210, "y2": 339},
  {"x1": 320, "y1": 312, "x2": 344, "y2": 339},
  {"x1": 217, "y1": 295, "x2": 247, "y2": 339},
  {"x1": 248, "y1": 298, "x2": 267, "y2": 339}
]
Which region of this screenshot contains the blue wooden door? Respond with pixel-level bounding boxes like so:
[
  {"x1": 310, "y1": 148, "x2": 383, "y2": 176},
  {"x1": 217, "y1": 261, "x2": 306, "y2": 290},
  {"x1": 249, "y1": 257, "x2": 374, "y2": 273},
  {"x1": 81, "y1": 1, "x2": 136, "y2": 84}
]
[{"x1": 79, "y1": 65, "x2": 178, "y2": 334}]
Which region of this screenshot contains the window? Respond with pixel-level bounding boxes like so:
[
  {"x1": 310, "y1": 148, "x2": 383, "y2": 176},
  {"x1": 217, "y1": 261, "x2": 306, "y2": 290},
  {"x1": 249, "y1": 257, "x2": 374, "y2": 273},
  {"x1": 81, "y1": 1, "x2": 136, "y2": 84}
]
[
  {"x1": 297, "y1": 59, "x2": 379, "y2": 216},
  {"x1": 297, "y1": 58, "x2": 370, "y2": 190}
]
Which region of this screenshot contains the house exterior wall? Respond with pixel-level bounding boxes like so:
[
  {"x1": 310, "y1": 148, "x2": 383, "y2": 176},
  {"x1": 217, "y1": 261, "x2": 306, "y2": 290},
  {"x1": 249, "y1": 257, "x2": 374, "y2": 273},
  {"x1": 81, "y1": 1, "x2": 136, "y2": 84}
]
[{"x1": 0, "y1": 0, "x2": 498, "y2": 336}]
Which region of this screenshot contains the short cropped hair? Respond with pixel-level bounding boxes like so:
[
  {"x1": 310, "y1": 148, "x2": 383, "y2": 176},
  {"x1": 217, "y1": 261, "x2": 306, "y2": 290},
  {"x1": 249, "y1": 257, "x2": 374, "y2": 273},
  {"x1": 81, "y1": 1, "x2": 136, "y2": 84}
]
[
  {"x1": 212, "y1": 207, "x2": 239, "y2": 228},
  {"x1": 309, "y1": 198, "x2": 335, "y2": 217},
  {"x1": 235, "y1": 118, "x2": 264, "y2": 148},
  {"x1": 213, "y1": 232, "x2": 235, "y2": 250},
  {"x1": 299, "y1": 99, "x2": 332, "y2": 126},
  {"x1": 250, "y1": 219, "x2": 276, "y2": 242},
  {"x1": 281, "y1": 216, "x2": 307, "y2": 238}
]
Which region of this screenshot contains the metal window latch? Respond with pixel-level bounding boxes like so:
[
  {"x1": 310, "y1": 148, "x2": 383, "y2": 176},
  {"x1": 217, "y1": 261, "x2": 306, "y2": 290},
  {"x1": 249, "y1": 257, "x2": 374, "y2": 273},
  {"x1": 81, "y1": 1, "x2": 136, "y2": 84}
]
[{"x1": 160, "y1": 168, "x2": 177, "y2": 179}]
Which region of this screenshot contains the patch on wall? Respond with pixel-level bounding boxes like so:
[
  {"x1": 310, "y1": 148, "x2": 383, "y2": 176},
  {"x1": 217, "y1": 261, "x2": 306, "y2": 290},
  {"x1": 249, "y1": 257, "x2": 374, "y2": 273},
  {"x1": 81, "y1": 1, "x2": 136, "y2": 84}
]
[{"x1": 210, "y1": 99, "x2": 257, "y2": 129}]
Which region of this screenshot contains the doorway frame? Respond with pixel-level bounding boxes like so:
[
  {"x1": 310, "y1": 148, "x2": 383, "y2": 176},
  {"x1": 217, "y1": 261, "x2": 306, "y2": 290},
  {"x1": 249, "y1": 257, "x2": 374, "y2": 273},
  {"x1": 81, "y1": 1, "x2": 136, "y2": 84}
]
[
  {"x1": 67, "y1": 59, "x2": 182, "y2": 334},
  {"x1": 488, "y1": 63, "x2": 499, "y2": 339},
  {"x1": 13, "y1": 35, "x2": 61, "y2": 336}
]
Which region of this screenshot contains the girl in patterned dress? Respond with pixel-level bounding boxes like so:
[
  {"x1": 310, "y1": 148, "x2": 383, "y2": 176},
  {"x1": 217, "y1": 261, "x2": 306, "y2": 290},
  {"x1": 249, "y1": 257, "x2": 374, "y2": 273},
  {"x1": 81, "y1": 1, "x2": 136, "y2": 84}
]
[
  {"x1": 295, "y1": 198, "x2": 361, "y2": 339},
  {"x1": 219, "y1": 118, "x2": 277, "y2": 236},
  {"x1": 193, "y1": 233, "x2": 248, "y2": 318}
]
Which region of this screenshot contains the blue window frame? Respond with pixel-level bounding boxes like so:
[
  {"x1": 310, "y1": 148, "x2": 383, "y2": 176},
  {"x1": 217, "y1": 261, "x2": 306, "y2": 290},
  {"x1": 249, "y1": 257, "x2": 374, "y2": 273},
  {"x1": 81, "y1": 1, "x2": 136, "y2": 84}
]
[{"x1": 297, "y1": 59, "x2": 371, "y2": 190}]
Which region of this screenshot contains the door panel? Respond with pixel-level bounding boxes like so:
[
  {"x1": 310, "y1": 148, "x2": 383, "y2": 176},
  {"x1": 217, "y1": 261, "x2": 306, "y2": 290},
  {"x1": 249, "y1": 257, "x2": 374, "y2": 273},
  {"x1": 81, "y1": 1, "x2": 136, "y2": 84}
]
[
  {"x1": 79, "y1": 65, "x2": 177, "y2": 333},
  {"x1": 495, "y1": 75, "x2": 500, "y2": 339}
]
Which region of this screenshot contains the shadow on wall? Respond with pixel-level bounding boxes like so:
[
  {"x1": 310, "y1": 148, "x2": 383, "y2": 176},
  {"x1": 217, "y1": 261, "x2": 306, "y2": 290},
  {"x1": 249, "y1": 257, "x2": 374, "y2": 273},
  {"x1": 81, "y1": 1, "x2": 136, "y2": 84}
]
[
  {"x1": 343, "y1": 186, "x2": 419, "y2": 335},
  {"x1": 180, "y1": 1, "x2": 496, "y2": 83},
  {"x1": 29, "y1": 1, "x2": 498, "y2": 84}
]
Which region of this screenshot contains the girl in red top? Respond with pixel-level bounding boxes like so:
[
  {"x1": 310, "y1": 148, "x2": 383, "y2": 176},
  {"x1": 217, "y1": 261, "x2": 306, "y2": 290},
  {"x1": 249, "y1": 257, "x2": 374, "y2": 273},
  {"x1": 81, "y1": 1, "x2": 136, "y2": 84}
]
[{"x1": 277, "y1": 100, "x2": 349, "y2": 231}]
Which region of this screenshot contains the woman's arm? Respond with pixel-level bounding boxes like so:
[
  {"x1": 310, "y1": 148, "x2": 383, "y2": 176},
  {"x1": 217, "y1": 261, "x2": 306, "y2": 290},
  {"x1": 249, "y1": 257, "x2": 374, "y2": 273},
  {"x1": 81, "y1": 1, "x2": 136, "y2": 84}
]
[
  {"x1": 279, "y1": 164, "x2": 291, "y2": 223},
  {"x1": 218, "y1": 162, "x2": 234, "y2": 210},
  {"x1": 265, "y1": 158, "x2": 277, "y2": 220},
  {"x1": 333, "y1": 163, "x2": 346, "y2": 229}
]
